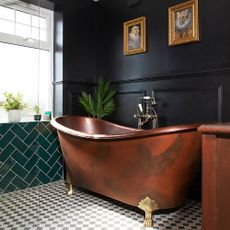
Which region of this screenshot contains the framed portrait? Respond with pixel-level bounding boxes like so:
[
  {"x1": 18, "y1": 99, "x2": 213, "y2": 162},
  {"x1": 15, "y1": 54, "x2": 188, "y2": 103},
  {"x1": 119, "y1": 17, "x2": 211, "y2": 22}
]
[
  {"x1": 123, "y1": 16, "x2": 146, "y2": 55},
  {"x1": 168, "y1": 0, "x2": 199, "y2": 46}
]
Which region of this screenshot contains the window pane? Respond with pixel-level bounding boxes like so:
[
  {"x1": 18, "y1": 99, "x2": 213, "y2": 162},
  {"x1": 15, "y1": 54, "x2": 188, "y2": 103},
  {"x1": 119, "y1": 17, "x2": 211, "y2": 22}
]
[
  {"x1": 0, "y1": 19, "x2": 14, "y2": 34},
  {"x1": 16, "y1": 11, "x2": 30, "y2": 25},
  {"x1": 0, "y1": 42, "x2": 51, "y2": 121},
  {"x1": 31, "y1": 27, "x2": 39, "y2": 39},
  {"x1": 16, "y1": 24, "x2": 30, "y2": 37},
  {"x1": 32, "y1": 15, "x2": 39, "y2": 27},
  {"x1": 40, "y1": 29, "x2": 47, "y2": 41},
  {"x1": 39, "y1": 17, "x2": 46, "y2": 29},
  {"x1": 0, "y1": 6, "x2": 14, "y2": 21}
]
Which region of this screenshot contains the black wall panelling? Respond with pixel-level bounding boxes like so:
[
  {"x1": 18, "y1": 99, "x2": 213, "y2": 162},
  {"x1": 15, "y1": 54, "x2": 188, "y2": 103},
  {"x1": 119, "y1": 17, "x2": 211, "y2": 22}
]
[
  {"x1": 111, "y1": 91, "x2": 146, "y2": 127},
  {"x1": 63, "y1": 81, "x2": 95, "y2": 116},
  {"x1": 126, "y1": 0, "x2": 140, "y2": 7},
  {"x1": 153, "y1": 86, "x2": 223, "y2": 126},
  {"x1": 50, "y1": 0, "x2": 230, "y2": 122},
  {"x1": 110, "y1": 68, "x2": 229, "y2": 128}
]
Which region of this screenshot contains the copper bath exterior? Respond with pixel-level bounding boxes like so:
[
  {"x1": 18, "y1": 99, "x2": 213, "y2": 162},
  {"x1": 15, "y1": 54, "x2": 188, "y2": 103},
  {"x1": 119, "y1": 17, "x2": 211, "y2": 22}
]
[{"x1": 51, "y1": 116, "x2": 201, "y2": 227}]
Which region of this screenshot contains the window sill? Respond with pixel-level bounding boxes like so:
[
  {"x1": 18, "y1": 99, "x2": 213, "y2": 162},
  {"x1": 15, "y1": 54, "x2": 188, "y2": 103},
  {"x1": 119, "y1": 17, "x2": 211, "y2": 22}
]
[{"x1": 0, "y1": 119, "x2": 51, "y2": 124}]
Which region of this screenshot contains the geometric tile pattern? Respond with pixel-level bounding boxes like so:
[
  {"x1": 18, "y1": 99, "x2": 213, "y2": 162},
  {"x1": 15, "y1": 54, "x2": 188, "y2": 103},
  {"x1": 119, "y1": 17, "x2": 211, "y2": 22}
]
[
  {"x1": 0, "y1": 180, "x2": 201, "y2": 229},
  {"x1": 0, "y1": 121, "x2": 63, "y2": 194}
]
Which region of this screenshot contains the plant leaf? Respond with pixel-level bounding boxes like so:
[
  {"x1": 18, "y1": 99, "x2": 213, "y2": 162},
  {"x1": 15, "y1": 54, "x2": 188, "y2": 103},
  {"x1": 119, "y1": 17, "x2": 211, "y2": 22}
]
[{"x1": 79, "y1": 79, "x2": 116, "y2": 119}]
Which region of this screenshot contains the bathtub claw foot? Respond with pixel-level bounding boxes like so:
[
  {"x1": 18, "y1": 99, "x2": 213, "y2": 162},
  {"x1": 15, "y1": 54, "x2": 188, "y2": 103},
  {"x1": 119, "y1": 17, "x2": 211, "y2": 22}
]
[
  {"x1": 67, "y1": 183, "x2": 73, "y2": 195},
  {"x1": 138, "y1": 197, "x2": 159, "y2": 228},
  {"x1": 65, "y1": 171, "x2": 73, "y2": 195}
]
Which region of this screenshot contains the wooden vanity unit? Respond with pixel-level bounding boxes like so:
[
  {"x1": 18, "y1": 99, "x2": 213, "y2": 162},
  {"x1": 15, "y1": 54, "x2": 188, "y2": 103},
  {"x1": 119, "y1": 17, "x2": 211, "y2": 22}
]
[{"x1": 199, "y1": 123, "x2": 230, "y2": 230}]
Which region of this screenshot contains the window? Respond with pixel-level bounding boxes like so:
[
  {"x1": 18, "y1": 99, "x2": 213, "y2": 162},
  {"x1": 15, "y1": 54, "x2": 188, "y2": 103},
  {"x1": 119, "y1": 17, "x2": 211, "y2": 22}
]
[{"x1": 0, "y1": 0, "x2": 53, "y2": 122}]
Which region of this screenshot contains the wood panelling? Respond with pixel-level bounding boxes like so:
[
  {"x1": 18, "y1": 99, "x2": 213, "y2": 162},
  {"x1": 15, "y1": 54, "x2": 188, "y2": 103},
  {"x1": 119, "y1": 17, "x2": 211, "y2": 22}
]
[
  {"x1": 154, "y1": 86, "x2": 223, "y2": 126},
  {"x1": 112, "y1": 91, "x2": 146, "y2": 127}
]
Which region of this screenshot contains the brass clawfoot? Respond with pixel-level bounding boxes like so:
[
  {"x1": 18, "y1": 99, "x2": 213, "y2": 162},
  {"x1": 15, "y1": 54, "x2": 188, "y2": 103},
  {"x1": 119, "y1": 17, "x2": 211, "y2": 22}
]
[
  {"x1": 138, "y1": 196, "x2": 159, "y2": 228},
  {"x1": 65, "y1": 171, "x2": 73, "y2": 195}
]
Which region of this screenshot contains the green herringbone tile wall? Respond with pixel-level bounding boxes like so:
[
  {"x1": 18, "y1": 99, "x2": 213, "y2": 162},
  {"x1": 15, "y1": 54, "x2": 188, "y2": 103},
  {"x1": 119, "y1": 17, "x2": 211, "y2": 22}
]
[{"x1": 0, "y1": 121, "x2": 63, "y2": 193}]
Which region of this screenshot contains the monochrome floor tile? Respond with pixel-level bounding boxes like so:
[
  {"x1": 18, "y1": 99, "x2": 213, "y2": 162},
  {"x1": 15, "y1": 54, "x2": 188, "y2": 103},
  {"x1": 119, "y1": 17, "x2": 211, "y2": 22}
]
[{"x1": 0, "y1": 181, "x2": 201, "y2": 230}]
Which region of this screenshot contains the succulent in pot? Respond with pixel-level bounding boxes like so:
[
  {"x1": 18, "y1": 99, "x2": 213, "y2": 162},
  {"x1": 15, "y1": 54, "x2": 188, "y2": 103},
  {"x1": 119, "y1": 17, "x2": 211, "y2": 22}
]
[
  {"x1": 0, "y1": 92, "x2": 26, "y2": 122},
  {"x1": 33, "y1": 104, "x2": 42, "y2": 121}
]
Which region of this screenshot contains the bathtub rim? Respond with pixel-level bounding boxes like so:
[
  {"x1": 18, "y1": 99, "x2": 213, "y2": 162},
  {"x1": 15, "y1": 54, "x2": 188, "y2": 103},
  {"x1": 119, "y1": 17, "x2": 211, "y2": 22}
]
[{"x1": 51, "y1": 115, "x2": 201, "y2": 140}]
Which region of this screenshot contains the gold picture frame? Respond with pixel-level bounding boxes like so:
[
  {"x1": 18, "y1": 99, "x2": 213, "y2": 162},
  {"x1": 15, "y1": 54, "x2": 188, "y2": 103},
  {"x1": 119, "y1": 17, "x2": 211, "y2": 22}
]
[
  {"x1": 168, "y1": 0, "x2": 199, "y2": 46},
  {"x1": 123, "y1": 16, "x2": 146, "y2": 55}
]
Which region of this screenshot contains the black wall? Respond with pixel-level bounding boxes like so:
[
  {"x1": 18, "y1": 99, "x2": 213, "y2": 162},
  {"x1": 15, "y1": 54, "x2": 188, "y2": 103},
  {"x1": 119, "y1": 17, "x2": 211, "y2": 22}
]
[
  {"x1": 52, "y1": 0, "x2": 230, "y2": 129},
  {"x1": 52, "y1": 0, "x2": 98, "y2": 116},
  {"x1": 95, "y1": 0, "x2": 230, "y2": 127}
]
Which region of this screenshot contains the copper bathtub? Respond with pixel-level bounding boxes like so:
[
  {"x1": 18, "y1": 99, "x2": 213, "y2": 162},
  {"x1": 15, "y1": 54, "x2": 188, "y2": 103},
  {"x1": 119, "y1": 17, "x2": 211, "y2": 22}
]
[{"x1": 51, "y1": 116, "x2": 201, "y2": 227}]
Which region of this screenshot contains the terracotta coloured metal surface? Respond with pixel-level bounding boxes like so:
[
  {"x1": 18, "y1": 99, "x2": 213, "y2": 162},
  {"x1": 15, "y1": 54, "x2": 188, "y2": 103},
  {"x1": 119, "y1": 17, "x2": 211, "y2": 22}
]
[{"x1": 51, "y1": 116, "x2": 201, "y2": 210}]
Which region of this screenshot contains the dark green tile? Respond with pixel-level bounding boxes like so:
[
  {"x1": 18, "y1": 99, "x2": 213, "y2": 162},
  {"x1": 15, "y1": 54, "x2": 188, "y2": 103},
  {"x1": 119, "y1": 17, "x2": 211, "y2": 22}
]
[
  {"x1": 12, "y1": 176, "x2": 28, "y2": 189},
  {"x1": 0, "y1": 130, "x2": 15, "y2": 147},
  {"x1": 0, "y1": 123, "x2": 14, "y2": 134},
  {"x1": 38, "y1": 171, "x2": 50, "y2": 184},
  {"x1": 37, "y1": 123, "x2": 50, "y2": 138},
  {"x1": 24, "y1": 142, "x2": 39, "y2": 158},
  {"x1": 38, "y1": 147, "x2": 50, "y2": 161},
  {"x1": 47, "y1": 153, "x2": 59, "y2": 166},
  {"x1": 24, "y1": 154, "x2": 38, "y2": 171},
  {"x1": 0, "y1": 170, "x2": 16, "y2": 190},
  {"x1": 42, "y1": 121, "x2": 51, "y2": 128},
  {"x1": 11, "y1": 123, "x2": 28, "y2": 140},
  {"x1": 47, "y1": 140, "x2": 60, "y2": 154},
  {"x1": 24, "y1": 122, "x2": 37, "y2": 133},
  {"x1": 24, "y1": 165, "x2": 39, "y2": 184},
  {"x1": 24, "y1": 129, "x2": 39, "y2": 145},
  {"x1": 47, "y1": 163, "x2": 60, "y2": 178},
  {"x1": 4, "y1": 183, "x2": 17, "y2": 193},
  {"x1": 11, "y1": 150, "x2": 28, "y2": 166},
  {"x1": 29, "y1": 178, "x2": 40, "y2": 187},
  {"x1": 47, "y1": 131, "x2": 58, "y2": 143},
  {"x1": 11, "y1": 163, "x2": 28, "y2": 178},
  {"x1": 51, "y1": 172, "x2": 62, "y2": 182},
  {"x1": 0, "y1": 157, "x2": 14, "y2": 177},
  {"x1": 38, "y1": 136, "x2": 50, "y2": 149},
  {"x1": 0, "y1": 120, "x2": 63, "y2": 193},
  {"x1": 11, "y1": 137, "x2": 27, "y2": 153},
  {"x1": 39, "y1": 159, "x2": 50, "y2": 174},
  {"x1": 18, "y1": 122, "x2": 27, "y2": 128},
  {"x1": 0, "y1": 144, "x2": 15, "y2": 162}
]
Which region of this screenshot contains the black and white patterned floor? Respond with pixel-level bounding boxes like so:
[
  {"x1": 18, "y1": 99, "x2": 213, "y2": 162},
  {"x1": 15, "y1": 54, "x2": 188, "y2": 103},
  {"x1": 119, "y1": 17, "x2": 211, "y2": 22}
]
[{"x1": 0, "y1": 181, "x2": 201, "y2": 230}]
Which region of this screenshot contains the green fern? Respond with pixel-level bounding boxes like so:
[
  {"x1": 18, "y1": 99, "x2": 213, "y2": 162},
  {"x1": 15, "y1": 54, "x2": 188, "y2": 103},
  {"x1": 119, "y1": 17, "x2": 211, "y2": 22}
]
[{"x1": 79, "y1": 79, "x2": 116, "y2": 119}]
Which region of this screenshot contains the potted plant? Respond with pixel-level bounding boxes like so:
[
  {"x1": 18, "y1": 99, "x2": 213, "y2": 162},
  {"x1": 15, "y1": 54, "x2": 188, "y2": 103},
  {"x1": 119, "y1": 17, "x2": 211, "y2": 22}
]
[
  {"x1": 0, "y1": 92, "x2": 26, "y2": 122},
  {"x1": 33, "y1": 104, "x2": 42, "y2": 121},
  {"x1": 79, "y1": 79, "x2": 116, "y2": 119}
]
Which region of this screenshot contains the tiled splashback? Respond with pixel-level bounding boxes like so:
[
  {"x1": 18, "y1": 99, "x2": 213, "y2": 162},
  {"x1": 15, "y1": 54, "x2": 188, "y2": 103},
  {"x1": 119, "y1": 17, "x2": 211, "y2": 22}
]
[{"x1": 0, "y1": 121, "x2": 63, "y2": 194}]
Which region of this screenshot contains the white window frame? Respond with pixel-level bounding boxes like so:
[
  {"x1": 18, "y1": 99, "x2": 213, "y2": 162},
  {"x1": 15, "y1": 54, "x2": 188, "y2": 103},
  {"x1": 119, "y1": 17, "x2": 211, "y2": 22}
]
[
  {"x1": 0, "y1": 0, "x2": 53, "y2": 51},
  {"x1": 0, "y1": 0, "x2": 54, "y2": 121}
]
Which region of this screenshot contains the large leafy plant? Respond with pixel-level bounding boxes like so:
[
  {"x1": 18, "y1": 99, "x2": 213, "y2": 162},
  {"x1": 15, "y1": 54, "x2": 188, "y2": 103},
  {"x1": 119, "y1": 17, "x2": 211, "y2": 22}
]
[
  {"x1": 79, "y1": 79, "x2": 116, "y2": 119},
  {"x1": 0, "y1": 92, "x2": 26, "y2": 111}
]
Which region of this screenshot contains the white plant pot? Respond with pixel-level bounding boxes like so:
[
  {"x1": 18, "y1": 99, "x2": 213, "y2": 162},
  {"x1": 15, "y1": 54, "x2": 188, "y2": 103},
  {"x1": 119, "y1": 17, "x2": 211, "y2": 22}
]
[{"x1": 8, "y1": 110, "x2": 21, "y2": 122}]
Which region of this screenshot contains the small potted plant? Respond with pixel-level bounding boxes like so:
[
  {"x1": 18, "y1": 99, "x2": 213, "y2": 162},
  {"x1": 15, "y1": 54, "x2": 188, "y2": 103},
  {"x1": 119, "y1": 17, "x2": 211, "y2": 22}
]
[
  {"x1": 33, "y1": 104, "x2": 42, "y2": 121},
  {"x1": 0, "y1": 92, "x2": 26, "y2": 122}
]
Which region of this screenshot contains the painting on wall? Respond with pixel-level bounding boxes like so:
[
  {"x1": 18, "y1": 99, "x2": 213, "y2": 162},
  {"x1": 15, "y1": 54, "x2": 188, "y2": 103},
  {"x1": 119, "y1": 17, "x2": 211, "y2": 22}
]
[
  {"x1": 123, "y1": 16, "x2": 146, "y2": 55},
  {"x1": 168, "y1": 0, "x2": 199, "y2": 46}
]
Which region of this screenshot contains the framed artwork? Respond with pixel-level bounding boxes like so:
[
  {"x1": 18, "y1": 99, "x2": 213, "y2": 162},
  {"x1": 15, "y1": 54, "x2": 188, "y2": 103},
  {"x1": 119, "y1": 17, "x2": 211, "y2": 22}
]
[
  {"x1": 123, "y1": 16, "x2": 146, "y2": 55},
  {"x1": 168, "y1": 0, "x2": 199, "y2": 46}
]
